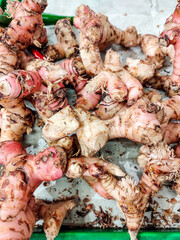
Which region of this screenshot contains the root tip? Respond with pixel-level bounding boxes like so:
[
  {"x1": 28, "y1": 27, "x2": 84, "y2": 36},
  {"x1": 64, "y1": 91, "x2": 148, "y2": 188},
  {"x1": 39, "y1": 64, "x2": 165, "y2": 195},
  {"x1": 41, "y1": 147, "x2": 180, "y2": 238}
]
[{"x1": 128, "y1": 230, "x2": 138, "y2": 240}]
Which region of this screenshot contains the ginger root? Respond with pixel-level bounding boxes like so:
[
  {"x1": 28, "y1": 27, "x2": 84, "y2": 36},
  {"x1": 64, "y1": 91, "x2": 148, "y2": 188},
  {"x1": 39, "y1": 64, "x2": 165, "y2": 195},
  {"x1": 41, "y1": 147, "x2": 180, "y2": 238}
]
[
  {"x1": 125, "y1": 34, "x2": 171, "y2": 84},
  {"x1": 42, "y1": 18, "x2": 79, "y2": 61},
  {"x1": 4, "y1": 0, "x2": 47, "y2": 51},
  {"x1": 42, "y1": 105, "x2": 80, "y2": 142},
  {"x1": 0, "y1": 68, "x2": 42, "y2": 141},
  {"x1": 0, "y1": 0, "x2": 48, "y2": 141},
  {"x1": 25, "y1": 59, "x2": 80, "y2": 150},
  {"x1": 85, "y1": 49, "x2": 143, "y2": 106},
  {"x1": 74, "y1": 4, "x2": 141, "y2": 76},
  {"x1": 60, "y1": 57, "x2": 102, "y2": 111},
  {"x1": 25, "y1": 59, "x2": 67, "y2": 84},
  {"x1": 0, "y1": 69, "x2": 41, "y2": 141},
  {"x1": 161, "y1": 94, "x2": 180, "y2": 143},
  {"x1": 0, "y1": 59, "x2": 72, "y2": 145},
  {"x1": 88, "y1": 143, "x2": 180, "y2": 240},
  {"x1": 66, "y1": 156, "x2": 125, "y2": 200},
  {"x1": 141, "y1": 91, "x2": 180, "y2": 144},
  {"x1": 0, "y1": 140, "x2": 75, "y2": 240},
  {"x1": 75, "y1": 107, "x2": 110, "y2": 156},
  {"x1": 158, "y1": 2, "x2": 180, "y2": 96},
  {"x1": 38, "y1": 199, "x2": 75, "y2": 240},
  {"x1": 75, "y1": 97, "x2": 163, "y2": 156},
  {"x1": 0, "y1": 99, "x2": 33, "y2": 142},
  {"x1": 94, "y1": 94, "x2": 123, "y2": 120},
  {"x1": 173, "y1": 145, "x2": 180, "y2": 195},
  {"x1": 0, "y1": 0, "x2": 47, "y2": 77}
]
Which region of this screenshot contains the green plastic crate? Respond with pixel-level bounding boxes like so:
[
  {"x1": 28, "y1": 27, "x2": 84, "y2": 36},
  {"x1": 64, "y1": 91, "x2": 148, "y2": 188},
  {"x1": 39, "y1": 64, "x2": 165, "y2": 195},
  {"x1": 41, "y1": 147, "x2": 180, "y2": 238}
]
[{"x1": 31, "y1": 229, "x2": 180, "y2": 240}]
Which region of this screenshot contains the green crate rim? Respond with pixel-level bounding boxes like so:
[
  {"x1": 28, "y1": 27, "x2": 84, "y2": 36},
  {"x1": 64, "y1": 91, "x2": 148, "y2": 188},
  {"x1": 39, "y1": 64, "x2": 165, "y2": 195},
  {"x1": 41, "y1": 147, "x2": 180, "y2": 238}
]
[{"x1": 31, "y1": 229, "x2": 180, "y2": 239}]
